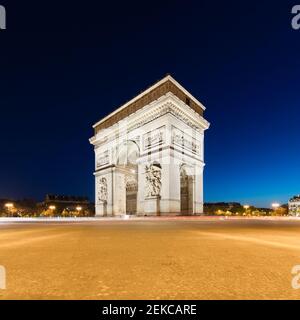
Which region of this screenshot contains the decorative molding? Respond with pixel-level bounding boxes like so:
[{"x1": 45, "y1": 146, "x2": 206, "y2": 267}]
[
  {"x1": 91, "y1": 98, "x2": 209, "y2": 149},
  {"x1": 126, "y1": 99, "x2": 208, "y2": 134},
  {"x1": 125, "y1": 178, "x2": 138, "y2": 192},
  {"x1": 143, "y1": 126, "x2": 165, "y2": 150},
  {"x1": 172, "y1": 126, "x2": 200, "y2": 155},
  {"x1": 93, "y1": 76, "x2": 205, "y2": 132},
  {"x1": 96, "y1": 150, "x2": 109, "y2": 168}
]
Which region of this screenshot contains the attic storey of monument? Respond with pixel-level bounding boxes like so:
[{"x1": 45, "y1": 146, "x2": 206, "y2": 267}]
[{"x1": 89, "y1": 75, "x2": 210, "y2": 217}]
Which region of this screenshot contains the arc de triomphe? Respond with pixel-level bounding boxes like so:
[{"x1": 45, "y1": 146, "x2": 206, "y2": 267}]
[{"x1": 89, "y1": 75, "x2": 210, "y2": 216}]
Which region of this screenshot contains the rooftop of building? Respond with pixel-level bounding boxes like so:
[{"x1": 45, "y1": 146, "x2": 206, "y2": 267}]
[
  {"x1": 289, "y1": 195, "x2": 300, "y2": 202},
  {"x1": 45, "y1": 195, "x2": 89, "y2": 203},
  {"x1": 92, "y1": 74, "x2": 206, "y2": 133}
]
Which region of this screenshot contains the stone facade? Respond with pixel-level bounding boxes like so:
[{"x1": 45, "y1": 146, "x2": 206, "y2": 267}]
[
  {"x1": 289, "y1": 195, "x2": 300, "y2": 216},
  {"x1": 90, "y1": 75, "x2": 210, "y2": 216}
]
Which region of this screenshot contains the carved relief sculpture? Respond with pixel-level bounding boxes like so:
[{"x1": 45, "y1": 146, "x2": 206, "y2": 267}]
[
  {"x1": 97, "y1": 177, "x2": 108, "y2": 202},
  {"x1": 143, "y1": 126, "x2": 165, "y2": 150},
  {"x1": 172, "y1": 126, "x2": 200, "y2": 154},
  {"x1": 145, "y1": 164, "x2": 162, "y2": 198}
]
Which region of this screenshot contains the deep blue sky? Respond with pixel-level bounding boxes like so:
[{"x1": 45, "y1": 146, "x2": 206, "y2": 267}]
[{"x1": 0, "y1": 0, "x2": 299, "y2": 207}]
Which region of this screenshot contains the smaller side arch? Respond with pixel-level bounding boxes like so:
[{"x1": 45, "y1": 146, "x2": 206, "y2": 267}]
[{"x1": 180, "y1": 164, "x2": 195, "y2": 215}]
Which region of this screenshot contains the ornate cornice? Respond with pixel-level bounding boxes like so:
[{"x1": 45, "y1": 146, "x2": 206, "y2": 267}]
[
  {"x1": 93, "y1": 76, "x2": 206, "y2": 133},
  {"x1": 91, "y1": 97, "x2": 209, "y2": 148}
]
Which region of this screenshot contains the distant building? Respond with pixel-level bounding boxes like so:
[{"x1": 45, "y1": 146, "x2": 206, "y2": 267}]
[
  {"x1": 40, "y1": 194, "x2": 93, "y2": 215},
  {"x1": 1, "y1": 196, "x2": 95, "y2": 217},
  {"x1": 204, "y1": 202, "x2": 243, "y2": 215},
  {"x1": 289, "y1": 195, "x2": 300, "y2": 216},
  {"x1": 0, "y1": 198, "x2": 37, "y2": 217}
]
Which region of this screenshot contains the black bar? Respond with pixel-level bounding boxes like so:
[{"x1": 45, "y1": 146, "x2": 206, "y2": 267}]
[{"x1": 0, "y1": 300, "x2": 298, "y2": 319}]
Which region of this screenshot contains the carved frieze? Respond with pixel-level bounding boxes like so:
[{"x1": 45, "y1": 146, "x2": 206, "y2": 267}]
[
  {"x1": 93, "y1": 101, "x2": 207, "y2": 148},
  {"x1": 128, "y1": 102, "x2": 202, "y2": 133},
  {"x1": 143, "y1": 126, "x2": 165, "y2": 150},
  {"x1": 172, "y1": 126, "x2": 200, "y2": 154},
  {"x1": 126, "y1": 178, "x2": 138, "y2": 192}
]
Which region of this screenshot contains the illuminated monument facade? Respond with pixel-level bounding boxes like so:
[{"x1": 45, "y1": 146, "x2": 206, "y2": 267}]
[{"x1": 90, "y1": 75, "x2": 210, "y2": 216}]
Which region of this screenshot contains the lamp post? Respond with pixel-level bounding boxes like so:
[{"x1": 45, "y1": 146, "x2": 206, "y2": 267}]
[
  {"x1": 5, "y1": 203, "x2": 14, "y2": 209},
  {"x1": 4, "y1": 203, "x2": 14, "y2": 216},
  {"x1": 76, "y1": 206, "x2": 82, "y2": 216},
  {"x1": 271, "y1": 203, "x2": 280, "y2": 216},
  {"x1": 49, "y1": 205, "x2": 56, "y2": 216},
  {"x1": 243, "y1": 205, "x2": 250, "y2": 216}
]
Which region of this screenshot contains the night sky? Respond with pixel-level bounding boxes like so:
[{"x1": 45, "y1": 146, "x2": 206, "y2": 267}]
[{"x1": 0, "y1": 0, "x2": 299, "y2": 207}]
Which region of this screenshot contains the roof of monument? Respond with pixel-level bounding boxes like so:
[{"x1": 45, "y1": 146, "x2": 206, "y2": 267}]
[
  {"x1": 93, "y1": 75, "x2": 206, "y2": 133},
  {"x1": 290, "y1": 195, "x2": 300, "y2": 202}
]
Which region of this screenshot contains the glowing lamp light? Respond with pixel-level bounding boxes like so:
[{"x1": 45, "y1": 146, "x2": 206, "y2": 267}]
[
  {"x1": 76, "y1": 206, "x2": 82, "y2": 211},
  {"x1": 4, "y1": 203, "x2": 14, "y2": 209},
  {"x1": 49, "y1": 205, "x2": 56, "y2": 210},
  {"x1": 271, "y1": 203, "x2": 280, "y2": 209}
]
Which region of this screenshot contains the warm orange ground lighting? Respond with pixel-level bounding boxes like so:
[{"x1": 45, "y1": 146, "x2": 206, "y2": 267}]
[{"x1": 0, "y1": 218, "x2": 300, "y2": 300}]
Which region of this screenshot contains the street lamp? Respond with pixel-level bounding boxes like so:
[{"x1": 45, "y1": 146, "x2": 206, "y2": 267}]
[
  {"x1": 4, "y1": 203, "x2": 14, "y2": 217},
  {"x1": 76, "y1": 206, "x2": 82, "y2": 217},
  {"x1": 243, "y1": 205, "x2": 250, "y2": 216},
  {"x1": 49, "y1": 205, "x2": 56, "y2": 210},
  {"x1": 4, "y1": 203, "x2": 14, "y2": 209}
]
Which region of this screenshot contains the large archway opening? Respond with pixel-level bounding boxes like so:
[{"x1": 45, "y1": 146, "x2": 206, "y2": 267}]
[
  {"x1": 116, "y1": 140, "x2": 139, "y2": 215},
  {"x1": 180, "y1": 165, "x2": 194, "y2": 215},
  {"x1": 126, "y1": 179, "x2": 138, "y2": 215}
]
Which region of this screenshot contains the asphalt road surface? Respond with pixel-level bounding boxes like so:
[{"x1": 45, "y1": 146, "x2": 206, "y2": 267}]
[{"x1": 1, "y1": 218, "x2": 300, "y2": 300}]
